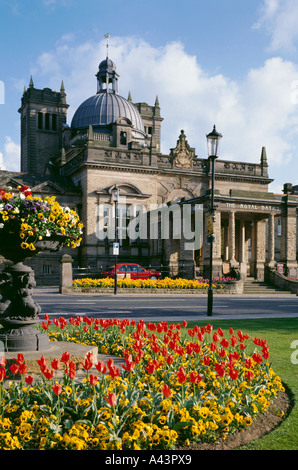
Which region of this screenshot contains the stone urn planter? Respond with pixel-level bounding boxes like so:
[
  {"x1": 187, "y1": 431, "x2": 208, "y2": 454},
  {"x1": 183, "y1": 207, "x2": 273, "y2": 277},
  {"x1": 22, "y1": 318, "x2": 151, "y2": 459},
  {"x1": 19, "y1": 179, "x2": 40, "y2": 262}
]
[
  {"x1": 0, "y1": 185, "x2": 83, "y2": 352},
  {"x1": 0, "y1": 234, "x2": 66, "y2": 352}
]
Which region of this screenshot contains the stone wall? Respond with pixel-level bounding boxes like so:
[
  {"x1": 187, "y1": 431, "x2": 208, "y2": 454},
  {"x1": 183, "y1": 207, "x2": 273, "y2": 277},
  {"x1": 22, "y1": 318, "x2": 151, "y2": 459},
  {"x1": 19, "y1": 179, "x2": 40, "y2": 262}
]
[{"x1": 268, "y1": 269, "x2": 298, "y2": 294}]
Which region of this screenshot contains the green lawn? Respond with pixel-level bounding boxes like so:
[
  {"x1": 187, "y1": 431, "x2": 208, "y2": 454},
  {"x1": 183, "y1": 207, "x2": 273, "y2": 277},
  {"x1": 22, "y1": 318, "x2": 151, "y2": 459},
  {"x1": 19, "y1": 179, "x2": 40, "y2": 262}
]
[{"x1": 185, "y1": 317, "x2": 298, "y2": 450}]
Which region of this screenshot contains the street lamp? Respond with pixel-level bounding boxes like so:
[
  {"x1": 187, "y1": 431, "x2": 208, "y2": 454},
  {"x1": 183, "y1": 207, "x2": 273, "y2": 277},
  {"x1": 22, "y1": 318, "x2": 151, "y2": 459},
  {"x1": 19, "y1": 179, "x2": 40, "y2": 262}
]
[
  {"x1": 206, "y1": 125, "x2": 222, "y2": 316},
  {"x1": 112, "y1": 186, "x2": 120, "y2": 295}
]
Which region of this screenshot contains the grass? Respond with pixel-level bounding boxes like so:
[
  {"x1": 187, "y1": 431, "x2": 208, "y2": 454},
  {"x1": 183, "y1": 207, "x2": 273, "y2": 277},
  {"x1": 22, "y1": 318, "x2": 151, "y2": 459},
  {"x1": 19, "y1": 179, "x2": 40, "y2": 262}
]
[{"x1": 184, "y1": 317, "x2": 298, "y2": 450}]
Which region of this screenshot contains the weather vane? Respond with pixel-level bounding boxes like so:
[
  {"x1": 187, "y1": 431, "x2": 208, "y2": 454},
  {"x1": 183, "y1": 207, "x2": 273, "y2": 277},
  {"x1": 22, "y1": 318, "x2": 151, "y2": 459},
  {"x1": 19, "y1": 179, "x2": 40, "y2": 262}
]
[{"x1": 104, "y1": 33, "x2": 110, "y2": 58}]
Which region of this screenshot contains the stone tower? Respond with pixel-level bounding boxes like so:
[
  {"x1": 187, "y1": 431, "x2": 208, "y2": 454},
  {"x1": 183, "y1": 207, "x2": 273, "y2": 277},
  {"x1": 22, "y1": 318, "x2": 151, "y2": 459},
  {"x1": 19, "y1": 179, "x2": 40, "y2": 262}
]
[{"x1": 18, "y1": 77, "x2": 68, "y2": 175}]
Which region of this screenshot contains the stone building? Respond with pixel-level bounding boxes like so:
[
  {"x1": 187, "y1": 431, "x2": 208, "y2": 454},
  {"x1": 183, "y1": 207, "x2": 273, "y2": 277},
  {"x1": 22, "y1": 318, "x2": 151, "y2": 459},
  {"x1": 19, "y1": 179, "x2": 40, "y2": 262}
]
[{"x1": 0, "y1": 54, "x2": 297, "y2": 284}]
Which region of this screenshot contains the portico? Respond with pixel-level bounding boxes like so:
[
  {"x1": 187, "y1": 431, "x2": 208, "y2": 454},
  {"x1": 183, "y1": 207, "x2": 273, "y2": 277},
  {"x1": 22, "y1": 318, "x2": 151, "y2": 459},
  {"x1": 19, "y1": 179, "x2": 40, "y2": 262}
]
[{"x1": 197, "y1": 188, "x2": 297, "y2": 281}]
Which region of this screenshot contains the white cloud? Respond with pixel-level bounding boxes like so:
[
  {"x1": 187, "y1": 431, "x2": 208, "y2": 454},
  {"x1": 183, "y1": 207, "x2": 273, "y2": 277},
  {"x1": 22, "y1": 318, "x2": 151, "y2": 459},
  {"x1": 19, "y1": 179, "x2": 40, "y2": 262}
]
[
  {"x1": 0, "y1": 136, "x2": 20, "y2": 171},
  {"x1": 23, "y1": 35, "x2": 298, "y2": 190},
  {"x1": 254, "y1": 0, "x2": 298, "y2": 51}
]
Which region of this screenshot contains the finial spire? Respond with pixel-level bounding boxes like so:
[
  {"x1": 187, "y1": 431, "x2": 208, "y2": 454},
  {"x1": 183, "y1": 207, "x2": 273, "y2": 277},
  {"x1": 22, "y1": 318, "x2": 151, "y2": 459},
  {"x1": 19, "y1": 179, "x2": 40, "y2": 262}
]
[
  {"x1": 29, "y1": 75, "x2": 34, "y2": 88},
  {"x1": 104, "y1": 33, "x2": 110, "y2": 59}
]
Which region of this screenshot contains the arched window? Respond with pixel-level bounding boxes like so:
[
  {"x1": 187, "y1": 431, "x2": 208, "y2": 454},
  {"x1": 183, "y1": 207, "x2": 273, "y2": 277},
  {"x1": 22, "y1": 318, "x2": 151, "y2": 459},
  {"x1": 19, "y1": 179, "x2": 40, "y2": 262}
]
[{"x1": 120, "y1": 131, "x2": 127, "y2": 145}]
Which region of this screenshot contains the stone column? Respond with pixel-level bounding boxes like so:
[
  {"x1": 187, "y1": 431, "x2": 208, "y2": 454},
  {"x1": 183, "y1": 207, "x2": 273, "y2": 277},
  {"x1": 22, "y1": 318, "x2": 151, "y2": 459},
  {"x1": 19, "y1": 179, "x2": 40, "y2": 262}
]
[
  {"x1": 254, "y1": 218, "x2": 267, "y2": 281},
  {"x1": 280, "y1": 206, "x2": 298, "y2": 275},
  {"x1": 266, "y1": 213, "x2": 275, "y2": 268},
  {"x1": 239, "y1": 220, "x2": 247, "y2": 279},
  {"x1": 223, "y1": 220, "x2": 229, "y2": 262},
  {"x1": 228, "y1": 211, "x2": 237, "y2": 266},
  {"x1": 213, "y1": 211, "x2": 223, "y2": 277}
]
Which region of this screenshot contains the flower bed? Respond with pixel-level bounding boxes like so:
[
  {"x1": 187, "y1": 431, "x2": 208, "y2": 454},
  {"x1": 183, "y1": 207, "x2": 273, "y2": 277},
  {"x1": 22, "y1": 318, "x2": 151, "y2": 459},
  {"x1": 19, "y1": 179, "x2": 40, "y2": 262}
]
[
  {"x1": 72, "y1": 277, "x2": 236, "y2": 291},
  {"x1": 0, "y1": 316, "x2": 285, "y2": 450}
]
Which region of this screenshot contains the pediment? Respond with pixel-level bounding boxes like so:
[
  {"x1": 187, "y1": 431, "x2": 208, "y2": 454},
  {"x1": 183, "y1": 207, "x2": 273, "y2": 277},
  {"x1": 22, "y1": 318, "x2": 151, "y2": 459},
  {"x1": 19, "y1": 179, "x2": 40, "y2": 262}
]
[
  {"x1": 0, "y1": 177, "x2": 25, "y2": 190},
  {"x1": 95, "y1": 182, "x2": 151, "y2": 199},
  {"x1": 31, "y1": 181, "x2": 65, "y2": 194}
]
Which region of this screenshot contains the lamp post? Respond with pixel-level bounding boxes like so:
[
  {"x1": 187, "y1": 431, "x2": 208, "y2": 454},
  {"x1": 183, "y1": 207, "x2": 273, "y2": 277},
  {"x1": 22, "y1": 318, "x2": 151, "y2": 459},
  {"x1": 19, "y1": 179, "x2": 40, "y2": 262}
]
[
  {"x1": 112, "y1": 186, "x2": 119, "y2": 295},
  {"x1": 206, "y1": 125, "x2": 222, "y2": 316}
]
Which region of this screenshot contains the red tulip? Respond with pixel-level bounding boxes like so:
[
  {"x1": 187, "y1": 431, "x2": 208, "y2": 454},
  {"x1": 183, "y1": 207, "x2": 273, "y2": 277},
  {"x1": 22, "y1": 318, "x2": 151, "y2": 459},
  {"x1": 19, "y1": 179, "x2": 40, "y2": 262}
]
[
  {"x1": 95, "y1": 361, "x2": 107, "y2": 374},
  {"x1": 81, "y1": 355, "x2": 93, "y2": 371},
  {"x1": 14, "y1": 353, "x2": 25, "y2": 364},
  {"x1": 107, "y1": 358, "x2": 120, "y2": 378},
  {"x1": 25, "y1": 375, "x2": 34, "y2": 385},
  {"x1": 37, "y1": 355, "x2": 47, "y2": 370},
  {"x1": 166, "y1": 355, "x2": 174, "y2": 365},
  {"x1": 229, "y1": 368, "x2": 239, "y2": 380},
  {"x1": 203, "y1": 356, "x2": 210, "y2": 366},
  {"x1": 262, "y1": 346, "x2": 270, "y2": 360},
  {"x1": 177, "y1": 366, "x2": 187, "y2": 384},
  {"x1": 215, "y1": 362, "x2": 225, "y2": 377},
  {"x1": 145, "y1": 362, "x2": 156, "y2": 374},
  {"x1": 51, "y1": 359, "x2": 60, "y2": 370},
  {"x1": 89, "y1": 374, "x2": 98, "y2": 386},
  {"x1": 122, "y1": 356, "x2": 135, "y2": 373},
  {"x1": 0, "y1": 368, "x2": 6, "y2": 382},
  {"x1": 246, "y1": 370, "x2": 254, "y2": 381},
  {"x1": 252, "y1": 352, "x2": 263, "y2": 364},
  {"x1": 61, "y1": 352, "x2": 70, "y2": 364},
  {"x1": 161, "y1": 384, "x2": 172, "y2": 398},
  {"x1": 0, "y1": 355, "x2": 7, "y2": 367},
  {"x1": 66, "y1": 361, "x2": 76, "y2": 380},
  {"x1": 43, "y1": 368, "x2": 54, "y2": 380},
  {"x1": 213, "y1": 332, "x2": 220, "y2": 343},
  {"x1": 52, "y1": 383, "x2": 62, "y2": 395},
  {"x1": 190, "y1": 372, "x2": 202, "y2": 383},
  {"x1": 221, "y1": 338, "x2": 229, "y2": 348},
  {"x1": 19, "y1": 363, "x2": 27, "y2": 375},
  {"x1": 9, "y1": 364, "x2": 19, "y2": 374},
  {"x1": 104, "y1": 392, "x2": 117, "y2": 407}
]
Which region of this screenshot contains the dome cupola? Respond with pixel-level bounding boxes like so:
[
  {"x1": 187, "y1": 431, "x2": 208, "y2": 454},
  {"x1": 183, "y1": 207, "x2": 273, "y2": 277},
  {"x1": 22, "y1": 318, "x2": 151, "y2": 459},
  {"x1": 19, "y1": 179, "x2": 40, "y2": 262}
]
[{"x1": 71, "y1": 54, "x2": 146, "y2": 140}]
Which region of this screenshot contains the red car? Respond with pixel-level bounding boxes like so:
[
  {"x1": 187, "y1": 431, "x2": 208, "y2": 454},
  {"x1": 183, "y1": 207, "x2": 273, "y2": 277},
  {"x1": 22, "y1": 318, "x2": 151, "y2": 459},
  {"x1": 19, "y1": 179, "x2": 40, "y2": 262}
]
[{"x1": 102, "y1": 263, "x2": 161, "y2": 280}]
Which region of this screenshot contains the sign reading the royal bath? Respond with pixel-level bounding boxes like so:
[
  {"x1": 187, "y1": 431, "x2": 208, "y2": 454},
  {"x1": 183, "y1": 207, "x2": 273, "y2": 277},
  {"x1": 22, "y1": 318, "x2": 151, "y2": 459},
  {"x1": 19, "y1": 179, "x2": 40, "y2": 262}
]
[{"x1": 225, "y1": 202, "x2": 279, "y2": 211}]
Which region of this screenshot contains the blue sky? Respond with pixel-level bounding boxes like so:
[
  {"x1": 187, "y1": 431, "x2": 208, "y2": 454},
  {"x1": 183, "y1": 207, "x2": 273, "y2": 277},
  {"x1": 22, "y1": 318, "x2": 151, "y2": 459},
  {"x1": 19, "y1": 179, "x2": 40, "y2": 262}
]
[{"x1": 1, "y1": 0, "x2": 298, "y2": 193}]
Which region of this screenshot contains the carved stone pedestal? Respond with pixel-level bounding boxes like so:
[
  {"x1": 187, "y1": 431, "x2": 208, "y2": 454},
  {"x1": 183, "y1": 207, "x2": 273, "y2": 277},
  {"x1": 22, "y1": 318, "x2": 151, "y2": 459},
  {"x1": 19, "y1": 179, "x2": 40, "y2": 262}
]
[{"x1": 0, "y1": 262, "x2": 49, "y2": 352}]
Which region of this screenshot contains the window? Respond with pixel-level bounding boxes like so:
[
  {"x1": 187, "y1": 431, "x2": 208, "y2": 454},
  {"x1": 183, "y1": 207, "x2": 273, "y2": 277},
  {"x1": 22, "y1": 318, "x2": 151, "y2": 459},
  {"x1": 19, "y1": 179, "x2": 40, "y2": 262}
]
[
  {"x1": 45, "y1": 113, "x2": 50, "y2": 130},
  {"x1": 120, "y1": 131, "x2": 127, "y2": 145},
  {"x1": 277, "y1": 218, "x2": 281, "y2": 236},
  {"x1": 38, "y1": 112, "x2": 43, "y2": 129},
  {"x1": 43, "y1": 264, "x2": 52, "y2": 274},
  {"x1": 52, "y1": 114, "x2": 57, "y2": 131}
]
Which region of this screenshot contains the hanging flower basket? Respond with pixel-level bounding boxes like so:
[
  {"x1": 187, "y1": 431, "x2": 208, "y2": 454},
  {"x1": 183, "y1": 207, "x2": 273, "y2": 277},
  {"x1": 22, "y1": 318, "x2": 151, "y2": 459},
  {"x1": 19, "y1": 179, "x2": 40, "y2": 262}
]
[{"x1": 0, "y1": 185, "x2": 83, "y2": 262}]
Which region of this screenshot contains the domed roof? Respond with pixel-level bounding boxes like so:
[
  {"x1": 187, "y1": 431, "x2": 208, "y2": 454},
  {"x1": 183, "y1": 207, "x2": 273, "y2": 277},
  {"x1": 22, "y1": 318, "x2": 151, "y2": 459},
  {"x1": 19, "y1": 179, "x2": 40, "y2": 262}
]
[
  {"x1": 71, "y1": 92, "x2": 145, "y2": 135},
  {"x1": 71, "y1": 56, "x2": 145, "y2": 138}
]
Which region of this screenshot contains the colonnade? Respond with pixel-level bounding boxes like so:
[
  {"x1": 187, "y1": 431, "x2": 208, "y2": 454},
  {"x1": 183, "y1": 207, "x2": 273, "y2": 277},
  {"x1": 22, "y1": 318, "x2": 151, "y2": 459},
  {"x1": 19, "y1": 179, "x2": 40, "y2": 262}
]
[{"x1": 201, "y1": 207, "x2": 297, "y2": 281}]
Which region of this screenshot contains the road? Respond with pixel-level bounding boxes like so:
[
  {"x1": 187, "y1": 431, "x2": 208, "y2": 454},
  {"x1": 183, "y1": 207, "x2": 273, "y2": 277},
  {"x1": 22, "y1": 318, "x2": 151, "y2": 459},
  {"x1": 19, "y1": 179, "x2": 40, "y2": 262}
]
[{"x1": 33, "y1": 289, "x2": 298, "y2": 322}]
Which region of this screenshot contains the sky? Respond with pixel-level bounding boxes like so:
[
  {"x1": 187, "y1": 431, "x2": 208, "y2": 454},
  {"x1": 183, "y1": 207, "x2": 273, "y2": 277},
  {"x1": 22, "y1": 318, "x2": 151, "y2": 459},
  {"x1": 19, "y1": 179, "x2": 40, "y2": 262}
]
[{"x1": 1, "y1": 0, "x2": 298, "y2": 193}]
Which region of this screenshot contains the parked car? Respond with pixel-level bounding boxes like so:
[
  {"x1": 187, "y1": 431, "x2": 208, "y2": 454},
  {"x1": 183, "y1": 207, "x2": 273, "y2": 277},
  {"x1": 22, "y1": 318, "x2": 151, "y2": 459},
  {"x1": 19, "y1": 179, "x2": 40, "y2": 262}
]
[{"x1": 102, "y1": 263, "x2": 161, "y2": 280}]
